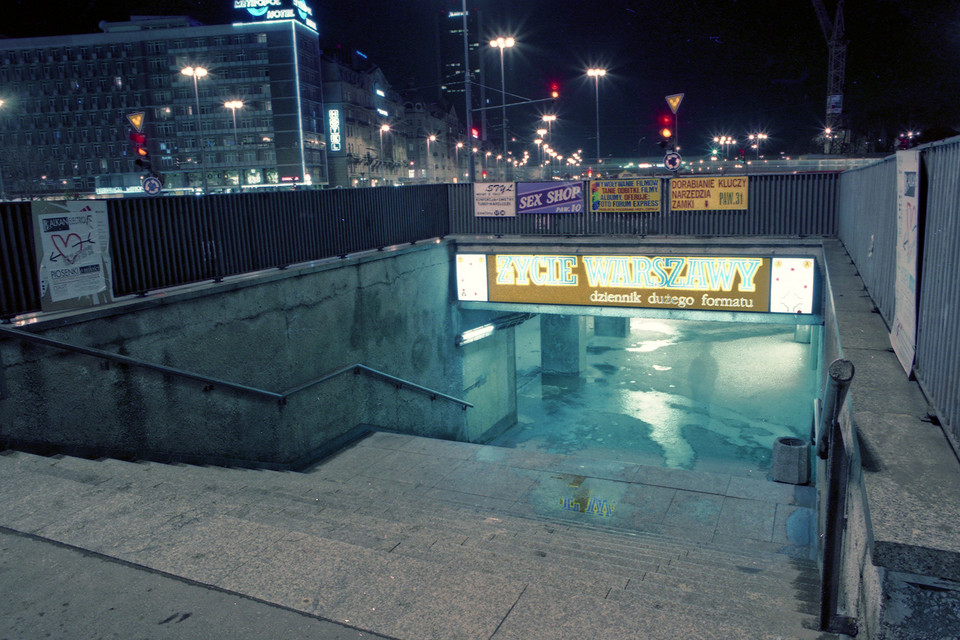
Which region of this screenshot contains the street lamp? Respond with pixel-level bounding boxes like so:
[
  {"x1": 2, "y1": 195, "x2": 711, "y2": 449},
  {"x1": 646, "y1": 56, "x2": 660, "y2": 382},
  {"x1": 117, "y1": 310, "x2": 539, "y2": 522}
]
[
  {"x1": 714, "y1": 135, "x2": 736, "y2": 159},
  {"x1": 0, "y1": 99, "x2": 6, "y2": 200},
  {"x1": 489, "y1": 36, "x2": 515, "y2": 162},
  {"x1": 181, "y1": 66, "x2": 209, "y2": 193},
  {"x1": 224, "y1": 100, "x2": 243, "y2": 187},
  {"x1": 541, "y1": 114, "x2": 556, "y2": 138},
  {"x1": 379, "y1": 124, "x2": 390, "y2": 184},
  {"x1": 426, "y1": 134, "x2": 436, "y2": 182},
  {"x1": 586, "y1": 68, "x2": 606, "y2": 163},
  {"x1": 455, "y1": 141, "x2": 464, "y2": 181},
  {"x1": 748, "y1": 132, "x2": 768, "y2": 159}
]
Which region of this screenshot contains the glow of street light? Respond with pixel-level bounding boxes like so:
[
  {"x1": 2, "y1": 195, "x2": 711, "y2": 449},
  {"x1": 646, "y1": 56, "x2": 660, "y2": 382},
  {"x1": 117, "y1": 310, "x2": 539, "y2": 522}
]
[
  {"x1": 180, "y1": 66, "x2": 208, "y2": 78},
  {"x1": 586, "y1": 68, "x2": 606, "y2": 77},
  {"x1": 381, "y1": 123, "x2": 391, "y2": 132},
  {"x1": 489, "y1": 36, "x2": 515, "y2": 49}
]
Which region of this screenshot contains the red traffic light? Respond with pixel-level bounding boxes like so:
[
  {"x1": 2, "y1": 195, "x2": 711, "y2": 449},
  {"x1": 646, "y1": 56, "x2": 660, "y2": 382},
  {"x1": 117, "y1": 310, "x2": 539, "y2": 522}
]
[
  {"x1": 129, "y1": 132, "x2": 146, "y2": 145},
  {"x1": 550, "y1": 81, "x2": 560, "y2": 99},
  {"x1": 471, "y1": 127, "x2": 480, "y2": 139}
]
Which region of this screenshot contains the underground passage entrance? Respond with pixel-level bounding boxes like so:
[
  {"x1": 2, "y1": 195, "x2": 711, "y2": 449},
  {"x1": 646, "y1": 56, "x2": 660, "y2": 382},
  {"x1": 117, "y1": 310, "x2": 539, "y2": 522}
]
[{"x1": 484, "y1": 313, "x2": 821, "y2": 479}]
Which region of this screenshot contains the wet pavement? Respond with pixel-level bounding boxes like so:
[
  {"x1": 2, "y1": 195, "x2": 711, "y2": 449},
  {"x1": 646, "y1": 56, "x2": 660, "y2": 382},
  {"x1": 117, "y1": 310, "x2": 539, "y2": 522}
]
[{"x1": 490, "y1": 315, "x2": 820, "y2": 478}]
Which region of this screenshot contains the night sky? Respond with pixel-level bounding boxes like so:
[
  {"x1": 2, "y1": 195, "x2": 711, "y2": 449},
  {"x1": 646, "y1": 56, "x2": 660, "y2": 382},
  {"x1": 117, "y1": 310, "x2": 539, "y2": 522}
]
[{"x1": 5, "y1": 0, "x2": 960, "y2": 157}]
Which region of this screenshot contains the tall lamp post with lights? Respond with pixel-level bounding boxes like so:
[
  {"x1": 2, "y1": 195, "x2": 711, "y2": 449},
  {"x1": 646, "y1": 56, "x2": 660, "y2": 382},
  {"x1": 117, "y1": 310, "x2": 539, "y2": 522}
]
[
  {"x1": 379, "y1": 124, "x2": 390, "y2": 184},
  {"x1": 224, "y1": 100, "x2": 243, "y2": 187},
  {"x1": 0, "y1": 99, "x2": 6, "y2": 200},
  {"x1": 181, "y1": 66, "x2": 208, "y2": 193},
  {"x1": 426, "y1": 134, "x2": 436, "y2": 182},
  {"x1": 490, "y1": 36, "x2": 515, "y2": 163},
  {"x1": 748, "y1": 132, "x2": 768, "y2": 159},
  {"x1": 586, "y1": 68, "x2": 606, "y2": 164}
]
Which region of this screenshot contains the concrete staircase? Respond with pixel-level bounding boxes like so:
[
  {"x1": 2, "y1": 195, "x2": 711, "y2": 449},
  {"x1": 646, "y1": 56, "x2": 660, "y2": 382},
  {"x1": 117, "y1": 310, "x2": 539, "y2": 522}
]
[{"x1": 0, "y1": 432, "x2": 839, "y2": 639}]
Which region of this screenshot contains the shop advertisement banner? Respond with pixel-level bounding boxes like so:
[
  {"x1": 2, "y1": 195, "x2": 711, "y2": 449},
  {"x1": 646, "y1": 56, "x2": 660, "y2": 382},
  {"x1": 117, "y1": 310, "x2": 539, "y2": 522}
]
[
  {"x1": 33, "y1": 200, "x2": 113, "y2": 313},
  {"x1": 473, "y1": 182, "x2": 516, "y2": 217},
  {"x1": 891, "y1": 149, "x2": 920, "y2": 374},
  {"x1": 670, "y1": 176, "x2": 748, "y2": 211},
  {"x1": 516, "y1": 181, "x2": 584, "y2": 214},
  {"x1": 589, "y1": 178, "x2": 661, "y2": 213},
  {"x1": 456, "y1": 253, "x2": 817, "y2": 315}
]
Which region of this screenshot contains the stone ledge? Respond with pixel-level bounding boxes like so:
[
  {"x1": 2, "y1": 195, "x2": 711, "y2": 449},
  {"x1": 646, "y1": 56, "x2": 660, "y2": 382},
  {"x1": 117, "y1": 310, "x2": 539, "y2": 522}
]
[{"x1": 825, "y1": 240, "x2": 960, "y2": 582}]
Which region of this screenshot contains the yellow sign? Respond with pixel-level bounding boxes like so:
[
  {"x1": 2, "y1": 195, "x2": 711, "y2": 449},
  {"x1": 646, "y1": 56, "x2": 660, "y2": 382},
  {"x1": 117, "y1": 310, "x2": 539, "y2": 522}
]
[
  {"x1": 481, "y1": 254, "x2": 773, "y2": 312},
  {"x1": 126, "y1": 112, "x2": 145, "y2": 132},
  {"x1": 589, "y1": 178, "x2": 661, "y2": 213},
  {"x1": 666, "y1": 93, "x2": 684, "y2": 114},
  {"x1": 670, "y1": 176, "x2": 748, "y2": 211}
]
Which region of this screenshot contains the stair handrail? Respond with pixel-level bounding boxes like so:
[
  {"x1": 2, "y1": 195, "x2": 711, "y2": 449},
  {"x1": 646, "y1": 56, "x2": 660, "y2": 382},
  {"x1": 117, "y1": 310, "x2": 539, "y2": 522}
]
[{"x1": 0, "y1": 326, "x2": 472, "y2": 409}]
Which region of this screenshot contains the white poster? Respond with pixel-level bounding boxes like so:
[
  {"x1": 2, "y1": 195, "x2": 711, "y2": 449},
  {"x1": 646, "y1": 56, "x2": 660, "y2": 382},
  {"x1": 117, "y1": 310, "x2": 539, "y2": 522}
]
[
  {"x1": 455, "y1": 254, "x2": 488, "y2": 301},
  {"x1": 891, "y1": 150, "x2": 920, "y2": 375},
  {"x1": 473, "y1": 182, "x2": 516, "y2": 217},
  {"x1": 33, "y1": 200, "x2": 113, "y2": 312}
]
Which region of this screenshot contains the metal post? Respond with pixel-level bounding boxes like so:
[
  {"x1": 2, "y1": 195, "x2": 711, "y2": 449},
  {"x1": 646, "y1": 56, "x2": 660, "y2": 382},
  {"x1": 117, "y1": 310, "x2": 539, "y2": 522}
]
[
  {"x1": 461, "y1": 0, "x2": 475, "y2": 182},
  {"x1": 817, "y1": 358, "x2": 858, "y2": 636},
  {"x1": 192, "y1": 76, "x2": 207, "y2": 194}
]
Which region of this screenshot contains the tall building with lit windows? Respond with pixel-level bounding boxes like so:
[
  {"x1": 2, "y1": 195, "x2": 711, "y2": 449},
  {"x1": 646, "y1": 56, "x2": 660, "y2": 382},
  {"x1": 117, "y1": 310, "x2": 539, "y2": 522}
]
[
  {"x1": 0, "y1": 7, "x2": 327, "y2": 198},
  {"x1": 437, "y1": 3, "x2": 487, "y2": 142}
]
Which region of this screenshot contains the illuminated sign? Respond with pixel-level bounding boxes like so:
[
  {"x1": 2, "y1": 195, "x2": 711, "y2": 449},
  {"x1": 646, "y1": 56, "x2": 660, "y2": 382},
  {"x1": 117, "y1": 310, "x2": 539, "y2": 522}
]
[
  {"x1": 516, "y1": 181, "x2": 583, "y2": 214},
  {"x1": 377, "y1": 108, "x2": 389, "y2": 117},
  {"x1": 590, "y1": 178, "x2": 661, "y2": 213},
  {"x1": 473, "y1": 182, "x2": 516, "y2": 217},
  {"x1": 376, "y1": 89, "x2": 386, "y2": 97},
  {"x1": 456, "y1": 253, "x2": 817, "y2": 314},
  {"x1": 327, "y1": 108, "x2": 341, "y2": 152},
  {"x1": 234, "y1": 0, "x2": 317, "y2": 30},
  {"x1": 670, "y1": 176, "x2": 748, "y2": 211}
]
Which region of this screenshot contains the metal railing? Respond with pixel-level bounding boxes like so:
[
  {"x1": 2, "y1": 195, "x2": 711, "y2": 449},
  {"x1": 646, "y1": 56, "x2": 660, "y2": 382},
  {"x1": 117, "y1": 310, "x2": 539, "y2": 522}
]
[
  {"x1": 448, "y1": 173, "x2": 840, "y2": 236},
  {"x1": 1, "y1": 185, "x2": 451, "y2": 320},
  {"x1": 837, "y1": 135, "x2": 960, "y2": 444},
  {"x1": 0, "y1": 325, "x2": 472, "y2": 409}
]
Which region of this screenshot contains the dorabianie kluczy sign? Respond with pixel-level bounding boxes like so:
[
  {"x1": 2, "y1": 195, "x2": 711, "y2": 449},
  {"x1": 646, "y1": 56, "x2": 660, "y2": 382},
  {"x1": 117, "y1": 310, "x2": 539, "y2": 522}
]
[
  {"x1": 670, "y1": 176, "x2": 748, "y2": 211},
  {"x1": 456, "y1": 253, "x2": 816, "y2": 315},
  {"x1": 33, "y1": 200, "x2": 113, "y2": 313}
]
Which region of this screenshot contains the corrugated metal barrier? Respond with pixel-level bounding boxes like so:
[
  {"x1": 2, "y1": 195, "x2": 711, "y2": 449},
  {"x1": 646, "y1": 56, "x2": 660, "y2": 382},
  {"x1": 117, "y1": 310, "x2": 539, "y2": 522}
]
[{"x1": 837, "y1": 137, "x2": 960, "y2": 443}]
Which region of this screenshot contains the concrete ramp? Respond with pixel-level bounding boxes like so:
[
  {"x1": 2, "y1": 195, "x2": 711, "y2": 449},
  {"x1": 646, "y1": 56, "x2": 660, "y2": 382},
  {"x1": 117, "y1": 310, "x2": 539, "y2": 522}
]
[{"x1": 0, "y1": 432, "x2": 838, "y2": 639}]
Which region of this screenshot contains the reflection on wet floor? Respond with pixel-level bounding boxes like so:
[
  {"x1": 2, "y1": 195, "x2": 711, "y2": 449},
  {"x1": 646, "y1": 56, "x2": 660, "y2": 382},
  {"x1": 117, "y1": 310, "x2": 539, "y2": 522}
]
[{"x1": 486, "y1": 315, "x2": 820, "y2": 479}]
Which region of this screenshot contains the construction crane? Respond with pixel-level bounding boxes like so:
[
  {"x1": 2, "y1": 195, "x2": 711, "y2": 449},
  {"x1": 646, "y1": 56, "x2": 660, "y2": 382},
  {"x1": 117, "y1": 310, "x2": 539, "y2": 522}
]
[{"x1": 812, "y1": 0, "x2": 847, "y2": 153}]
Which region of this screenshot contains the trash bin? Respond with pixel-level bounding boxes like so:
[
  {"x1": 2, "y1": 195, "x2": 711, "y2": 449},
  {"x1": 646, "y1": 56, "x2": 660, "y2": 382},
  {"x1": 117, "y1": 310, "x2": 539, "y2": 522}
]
[{"x1": 772, "y1": 437, "x2": 810, "y2": 485}]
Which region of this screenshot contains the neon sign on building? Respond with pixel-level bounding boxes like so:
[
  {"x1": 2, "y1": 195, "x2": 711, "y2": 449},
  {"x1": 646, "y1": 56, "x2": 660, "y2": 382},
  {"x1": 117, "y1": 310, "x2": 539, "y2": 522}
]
[
  {"x1": 234, "y1": 0, "x2": 317, "y2": 30},
  {"x1": 328, "y1": 109, "x2": 341, "y2": 152}
]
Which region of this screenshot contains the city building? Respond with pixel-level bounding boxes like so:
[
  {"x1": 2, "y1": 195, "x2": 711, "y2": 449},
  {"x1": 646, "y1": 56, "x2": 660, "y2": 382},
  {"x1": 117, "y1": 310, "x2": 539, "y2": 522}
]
[
  {"x1": 401, "y1": 94, "x2": 462, "y2": 184},
  {"x1": 0, "y1": 8, "x2": 327, "y2": 198},
  {"x1": 321, "y1": 47, "x2": 407, "y2": 188},
  {"x1": 437, "y1": 3, "x2": 488, "y2": 146}
]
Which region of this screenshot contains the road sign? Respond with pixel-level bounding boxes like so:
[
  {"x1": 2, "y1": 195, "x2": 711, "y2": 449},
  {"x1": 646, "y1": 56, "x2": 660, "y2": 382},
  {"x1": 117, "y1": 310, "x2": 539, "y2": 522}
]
[
  {"x1": 126, "y1": 112, "x2": 145, "y2": 132},
  {"x1": 664, "y1": 152, "x2": 682, "y2": 172},
  {"x1": 665, "y1": 93, "x2": 684, "y2": 114},
  {"x1": 142, "y1": 176, "x2": 162, "y2": 195}
]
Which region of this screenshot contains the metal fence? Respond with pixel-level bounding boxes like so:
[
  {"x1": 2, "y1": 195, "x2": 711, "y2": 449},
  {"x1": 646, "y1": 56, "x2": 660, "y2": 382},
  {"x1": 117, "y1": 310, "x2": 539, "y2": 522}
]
[
  {"x1": 1, "y1": 186, "x2": 449, "y2": 319},
  {"x1": 837, "y1": 136, "x2": 960, "y2": 443},
  {"x1": 448, "y1": 173, "x2": 840, "y2": 236}
]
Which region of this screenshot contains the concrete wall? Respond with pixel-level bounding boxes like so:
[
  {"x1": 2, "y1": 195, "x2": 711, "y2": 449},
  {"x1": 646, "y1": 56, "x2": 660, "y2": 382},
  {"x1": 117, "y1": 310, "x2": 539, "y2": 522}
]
[{"x1": 0, "y1": 242, "x2": 515, "y2": 468}]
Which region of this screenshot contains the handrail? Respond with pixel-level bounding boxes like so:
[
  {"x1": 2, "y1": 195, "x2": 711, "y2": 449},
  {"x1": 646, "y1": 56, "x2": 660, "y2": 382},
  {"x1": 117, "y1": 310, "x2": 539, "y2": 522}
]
[{"x1": 0, "y1": 326, "x2": 472, "y2": 409}]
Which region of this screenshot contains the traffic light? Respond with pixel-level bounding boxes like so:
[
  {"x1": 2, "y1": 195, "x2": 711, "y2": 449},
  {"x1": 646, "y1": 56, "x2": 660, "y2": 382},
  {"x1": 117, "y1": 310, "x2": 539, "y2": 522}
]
[
  {"x1": 550, "y1": 81, "x2": 560, "y2": 100},
  {"x1": 130, "y1": 131, "x2": 151, "y2": 171},
  {"x1": 471, "y1": 126, "x2": 480, "y2": 140},
  {"x1": 657, "y1": 114, "x2": 674, "y2": 150}
]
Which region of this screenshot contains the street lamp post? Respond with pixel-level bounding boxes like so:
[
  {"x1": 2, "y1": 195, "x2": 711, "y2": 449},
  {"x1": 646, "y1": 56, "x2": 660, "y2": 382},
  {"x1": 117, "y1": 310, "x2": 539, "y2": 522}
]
[
  {"x1": 748, "y1": 133, "x2": 768, "y2": 159},
  {"x1": 455, "y1": 141, "x2": 464, "y2": 181},
  {"x1": 181, "y1": 66, "x2": 209, "y2": 193},
  {"x1": 224, "y1": 100, "x2": 243, "y2": 188},
  {"x1": 490, "y1": 37, "x2": 515, "y2": 164},
  {"x1": 541, "y1": 114, "x2": 556, "y2": 139},
  {"x1": 379, "y1": 124, "x2": 390, "y2": 184},
  {"x1": 0, "y1": 99, "x2": 6, "y2": 201},
  {"x1": 426, "y1": 135, "x2": 436, "y2": 182},
  {"x1": 586, "y1": 68, "x2": 606, "y2": 164}
]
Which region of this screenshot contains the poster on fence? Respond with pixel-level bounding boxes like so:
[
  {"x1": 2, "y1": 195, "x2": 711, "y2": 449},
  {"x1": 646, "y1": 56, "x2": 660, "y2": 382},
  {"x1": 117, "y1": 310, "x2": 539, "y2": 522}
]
[
  {"x1": 516, "y1": 181, "x2": 584, "y2": 214},
  {"x1": 589, "y1": 178, "x2": 661, "y2": 213},
  {"x1": 32, "y1": 200, "x2": 113, "y2": 313},
  {"x1": 669, "y1": 176, "x2": 748, "y2": 211},
  {"x1": 891, "y1": 149, "x2": 920, "y2": 375},
  {"x1": 473, "y1": 182, "x2": 516, "y2": 217}
]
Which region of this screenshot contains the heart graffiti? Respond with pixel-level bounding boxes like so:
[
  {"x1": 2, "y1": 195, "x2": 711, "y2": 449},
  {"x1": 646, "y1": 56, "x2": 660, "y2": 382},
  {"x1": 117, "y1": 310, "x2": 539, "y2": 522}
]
[{"x1": 51, "y1": 233, "x2": 84, "y2": 264}]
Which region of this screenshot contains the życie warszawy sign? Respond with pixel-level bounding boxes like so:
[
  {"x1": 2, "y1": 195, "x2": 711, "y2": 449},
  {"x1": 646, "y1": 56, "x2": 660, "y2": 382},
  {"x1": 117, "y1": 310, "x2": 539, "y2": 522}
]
[{"x1": 456, "y1": 254, "x2": 817, "y2": 314}]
